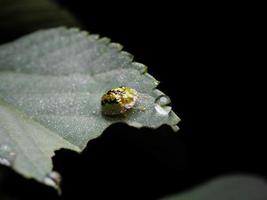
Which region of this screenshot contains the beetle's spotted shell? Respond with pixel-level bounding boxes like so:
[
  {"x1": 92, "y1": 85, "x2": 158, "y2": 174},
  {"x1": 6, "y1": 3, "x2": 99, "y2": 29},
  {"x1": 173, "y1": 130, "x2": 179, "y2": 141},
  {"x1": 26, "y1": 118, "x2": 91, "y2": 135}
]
[{"x1": 101, "y1": 86, "x2": 138, "y2": 115}]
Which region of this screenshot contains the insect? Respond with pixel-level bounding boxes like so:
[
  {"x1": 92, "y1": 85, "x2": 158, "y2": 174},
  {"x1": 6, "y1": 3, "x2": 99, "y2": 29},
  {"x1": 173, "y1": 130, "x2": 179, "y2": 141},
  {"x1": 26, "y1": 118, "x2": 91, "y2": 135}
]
[{"x1": 101, "y1": 86, "x2": 138, "y2": 116}]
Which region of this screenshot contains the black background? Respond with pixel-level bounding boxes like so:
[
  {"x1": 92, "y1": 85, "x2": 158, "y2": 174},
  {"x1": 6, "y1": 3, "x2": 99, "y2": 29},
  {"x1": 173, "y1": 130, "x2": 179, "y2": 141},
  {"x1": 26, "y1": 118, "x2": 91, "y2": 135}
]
[{"x1": 0, "y1": 1, "x2": 265, "y2": 200}]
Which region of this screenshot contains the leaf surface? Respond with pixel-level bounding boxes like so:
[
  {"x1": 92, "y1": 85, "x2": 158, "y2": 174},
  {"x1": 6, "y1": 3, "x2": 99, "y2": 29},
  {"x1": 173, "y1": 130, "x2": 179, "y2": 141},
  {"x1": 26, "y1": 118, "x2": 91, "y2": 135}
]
[{"x1": 0, "y1": 27, "x2": 179, "y2": 189}]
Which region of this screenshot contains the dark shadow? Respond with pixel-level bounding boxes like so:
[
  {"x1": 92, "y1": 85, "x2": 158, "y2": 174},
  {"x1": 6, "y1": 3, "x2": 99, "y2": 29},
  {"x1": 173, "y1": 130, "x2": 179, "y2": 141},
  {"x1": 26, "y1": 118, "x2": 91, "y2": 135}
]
[{"x1": 55, "y1": 124, "x2": 187, "y2": 200}]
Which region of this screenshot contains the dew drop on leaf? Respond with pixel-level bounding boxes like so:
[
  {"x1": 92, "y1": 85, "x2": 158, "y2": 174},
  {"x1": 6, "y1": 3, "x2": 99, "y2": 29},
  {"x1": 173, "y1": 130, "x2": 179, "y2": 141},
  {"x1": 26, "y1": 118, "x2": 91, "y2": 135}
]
[
  {"x1": 154, "y1": 95, "x2": 172, "y2": 115},
  {"x1": 0, "y1": 144, "x2": 16, "y2": 167},
  {"x1": 155, "y1": 104, "x2": 172, "y2": 115},
  {"x1": 171, "y1": 125, "x2": 179, "y2": 132},
  {"x1": 43, "y1": 171, "x2": 62, "y2": 191},
  {"x1": 155, "y1": 95, "x2": 171, "y2": 106}
]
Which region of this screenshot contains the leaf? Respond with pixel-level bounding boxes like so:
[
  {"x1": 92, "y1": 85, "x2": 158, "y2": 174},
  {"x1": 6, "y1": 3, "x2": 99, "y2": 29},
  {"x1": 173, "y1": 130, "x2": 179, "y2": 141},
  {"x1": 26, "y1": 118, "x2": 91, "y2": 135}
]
[
  {"x1": 0, "y1": 27, "x2": 180, "y2": 190},
  {"x1": 161, "y1": 175, "x2": 267, "y2": 200}
]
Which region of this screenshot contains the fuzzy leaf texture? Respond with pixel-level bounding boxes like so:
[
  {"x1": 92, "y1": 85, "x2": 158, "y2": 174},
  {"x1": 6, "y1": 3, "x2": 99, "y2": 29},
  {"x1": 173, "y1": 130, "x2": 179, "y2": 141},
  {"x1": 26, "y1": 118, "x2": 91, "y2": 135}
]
[{"x1": 0, "y1": 27, "x2": 180, "y2": 191}]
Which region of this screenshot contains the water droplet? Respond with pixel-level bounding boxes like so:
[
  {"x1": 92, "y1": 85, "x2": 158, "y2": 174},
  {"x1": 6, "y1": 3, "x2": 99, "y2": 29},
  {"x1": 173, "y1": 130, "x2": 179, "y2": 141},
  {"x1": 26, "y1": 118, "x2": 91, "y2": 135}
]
[
  {"x1": 155, "y1": 104, "x2": 171, "y2": 115},
  {"x1": 155, "y1": 95, "x2": 171, "y2": 106},
  {"x1": 0, "y1": 144, "x2": 16, "y2": 167},
  {"x1": 154, "y1": 95, "x2": 172, "y2": 115},
  {"x1": 154, "y1": 80, "x2": 160, "y2": 85},
  {"x1": 43, "y1": 171, "x2": 62, "y2": 190},
  {"x1": 171, "y1": 125, "x2": 179, "y2": 132}
]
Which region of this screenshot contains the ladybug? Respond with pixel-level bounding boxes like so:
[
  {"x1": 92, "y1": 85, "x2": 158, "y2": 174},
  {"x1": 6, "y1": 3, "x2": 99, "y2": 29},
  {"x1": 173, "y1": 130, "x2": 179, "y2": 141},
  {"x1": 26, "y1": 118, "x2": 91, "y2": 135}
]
[{"x1": 101, "y1": 86, "x2": 138, "y2": 116}]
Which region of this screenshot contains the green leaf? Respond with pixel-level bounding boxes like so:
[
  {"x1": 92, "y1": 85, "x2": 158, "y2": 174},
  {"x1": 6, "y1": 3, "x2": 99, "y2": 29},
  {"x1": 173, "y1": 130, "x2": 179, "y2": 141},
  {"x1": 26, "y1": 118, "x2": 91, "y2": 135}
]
[
  {"x1": 0, "y1": 27, "x2": 180, "y2": 190},
  {"x1": 161, "y1": 175, "x2": 267, "y2": 200}
]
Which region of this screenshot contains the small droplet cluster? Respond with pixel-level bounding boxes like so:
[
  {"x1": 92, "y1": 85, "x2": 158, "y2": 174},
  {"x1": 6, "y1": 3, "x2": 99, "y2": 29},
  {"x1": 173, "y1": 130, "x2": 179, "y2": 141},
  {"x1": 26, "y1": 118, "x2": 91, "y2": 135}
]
[{"x1": 0, "y1": 144, "x2": 16, "y2": 167}]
